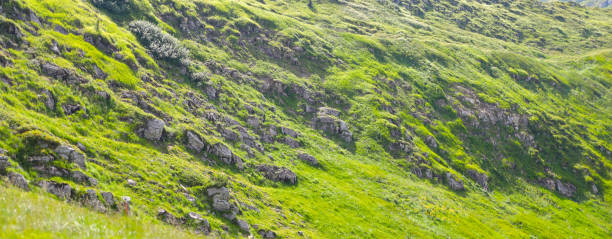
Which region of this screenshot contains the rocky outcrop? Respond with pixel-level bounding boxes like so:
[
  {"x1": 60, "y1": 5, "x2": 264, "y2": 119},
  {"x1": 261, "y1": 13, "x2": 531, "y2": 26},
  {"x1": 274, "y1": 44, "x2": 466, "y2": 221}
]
[
  {"x1": 81, "y1": 189, "x2": 107, "y2": 212},
  {"x1": 207, "y1": 186, "x2": 245, "y2": 227},
  {"x1": 0, "y1": 154, "x2": 10, "y2": 175},
  {"x1": 298, "y1": 153, "x2": 319, "y2": 166},
  {"x1": 313, "y1": 107, "x2": 352, "y2": 142},
  {"x1": 41, "y1": 89, "x2": 56, "y2": 110},
  {"x1": 8, "y1": 172, "x2": 29, "y2": 190},
  {"x1": 256, "y1": 164, "x2": 297, "y2": 185}
]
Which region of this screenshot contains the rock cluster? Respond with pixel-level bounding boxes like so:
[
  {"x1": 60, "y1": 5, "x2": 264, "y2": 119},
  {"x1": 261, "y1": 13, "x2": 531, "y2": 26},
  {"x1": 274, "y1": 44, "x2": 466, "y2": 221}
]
[
  {"x1": 40, "y1": 62, "x2": 88, "y2": 85},
  {"x1": 207, "y1": 187, "x2": 249, "y2": 233}
]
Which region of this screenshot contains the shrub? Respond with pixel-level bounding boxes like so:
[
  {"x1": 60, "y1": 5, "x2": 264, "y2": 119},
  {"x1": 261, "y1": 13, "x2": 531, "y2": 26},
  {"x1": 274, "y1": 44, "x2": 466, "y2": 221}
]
[
  {"x1": 90, "y1": 0, "x2": 132, "y2": 13},
  {"x1": 128, "y1": 20, "x2": 189, "y2": 64}
]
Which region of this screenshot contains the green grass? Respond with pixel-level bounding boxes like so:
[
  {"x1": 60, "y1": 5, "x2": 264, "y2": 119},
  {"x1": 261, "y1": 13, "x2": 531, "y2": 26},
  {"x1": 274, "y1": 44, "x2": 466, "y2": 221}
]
[
  {"x1": 0, "y1": 184, "x2": 207, "y2": 239},
  {"x1": 0, "y1": 0, "x2": 610, "y2": 238}
]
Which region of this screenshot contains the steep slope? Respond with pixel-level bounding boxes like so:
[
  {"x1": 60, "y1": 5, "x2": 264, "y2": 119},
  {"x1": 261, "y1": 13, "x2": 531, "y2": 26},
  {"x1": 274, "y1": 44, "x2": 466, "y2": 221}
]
[{"x1": 0, "y1": 0, "x2": 610, "y2": 238}]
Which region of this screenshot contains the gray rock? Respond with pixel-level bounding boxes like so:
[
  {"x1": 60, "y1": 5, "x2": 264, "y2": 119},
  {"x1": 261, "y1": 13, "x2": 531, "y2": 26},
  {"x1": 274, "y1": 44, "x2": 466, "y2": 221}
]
[
  {"x1": 42, "y1": 89, "x2": 56, "y2": 110},
  {"x1": 257, "y1": 164, "x2": 298, "y2": 185},
  {"x1": 298, "y1": 153, "x2": 319, "y2": 166},
  {"x1": 281, "y1": 137, "x2": 301, "y2": 148},
  {"x1": 280, "y1": 127, "x2": 300, "y2": 138},
  {"x1": 157, "y1": 209, "x2": 179, "y2": 225},
  {"x1": 40, "y1": 62, "x2": 88, "y2": 85},
  {"x1": 445, "y1": 173, "x2": 464, "y2": 191},
  {"x1": 246, "y1": 116, "x2": 260, "y2": 128},
  {"x1": 92, "y1": 64, "x2": 107, "y2": 79},
  {"x1": 62, "y1": 103, "x2": 82, "y2": 115},
  {"x1": 82, "y1": 189, "x2": 106, "y2": 212},
  {"x1": 38, "y1": 180, "x2": 72, "y2": 200},
  {"x1": 208, "y1": 143, "x2": 244, "y2": 169},
  {"x1": 8, "y1": 172, "x2": 29, "y2": 191},
  {"x1": 71, "y1": 170, "x2": 97, "y2": 186},
  {"x1": 591, "y1": 184, "x2": 599, "y2": 194},
  {"x1": 101, "y1": 191, "x2": 115, "y2": 207},
  {"x1": 27, "y1": 155, "x2": 55, "y2": 164},
  {"x1": 555, "y1": 180, "x2": 576, "y2": 197},
  {"x1": 467, "y1": 170, "x2": 488, "y2": 190},
  {"x1": 314, "y1": 107, "x2": 352, "y2": 143},
  {"x1": 259, "y1": 229, "x2": 278, "y2": 238},
  {"x1": 49, "y1": 39, "x2": 61, "y2": 55},
  {"x1": 31, "y1": 165, "x2": 69, "y2": 178},
  {"x1": 318, "y1": 107, "x2": 340, "y2": 117},
  {"x1": 236, "y1": 219, "x2": 250, "y2": 233},
  {"x1": 70, "y1": 150, "x2": 86, "y2": 169},
  {"x1": 185, "y1": 130, "x2": 205, "y2": 152},
  {"x1": 0, "y1": 155, "x2": 10, "y2": 175},
  {"x1": 143, "y1": 118, "x2": 165, "y2": 141}
]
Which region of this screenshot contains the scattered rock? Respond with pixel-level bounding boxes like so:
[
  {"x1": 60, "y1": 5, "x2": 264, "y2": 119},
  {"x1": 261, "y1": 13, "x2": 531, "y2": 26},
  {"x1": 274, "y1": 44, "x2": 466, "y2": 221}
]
[
  {"x1": 8, "y1": 172, "x2": 29, "y2": 190},
  {"x1": 445, "y1": 173, "x2": 464, "y2": 191},
  {"x1": 298, "y1": 153, "x2": 319, "y2": 166},
  {"x1": 143, "y1": 118, "x2": 165, "y2": 141},
  {"x1": 207, "y1": 143, "x2": 244, "y2": 169},
  {"x1": 256, "y1": 164, "x2": 298, "y2": 185}
]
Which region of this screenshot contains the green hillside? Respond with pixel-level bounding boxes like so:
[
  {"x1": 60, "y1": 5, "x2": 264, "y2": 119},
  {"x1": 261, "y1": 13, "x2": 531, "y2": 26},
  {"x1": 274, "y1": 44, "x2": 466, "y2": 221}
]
[{"x1": 0, "y1": 0, "x2": 610, "y2": 238}]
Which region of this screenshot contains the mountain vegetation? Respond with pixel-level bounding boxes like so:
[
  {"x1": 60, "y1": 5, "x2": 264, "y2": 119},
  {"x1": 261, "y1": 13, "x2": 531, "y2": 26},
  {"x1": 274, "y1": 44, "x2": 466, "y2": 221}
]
[{"x1": 0, "y1": 0, "x2": 610, "y2": 238}]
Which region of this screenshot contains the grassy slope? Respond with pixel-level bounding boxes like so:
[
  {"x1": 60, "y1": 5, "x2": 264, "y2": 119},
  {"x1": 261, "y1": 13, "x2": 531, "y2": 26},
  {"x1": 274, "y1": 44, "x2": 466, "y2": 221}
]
[{"x1": 0, "y1": 0, "x2": 610, "y2": 238}]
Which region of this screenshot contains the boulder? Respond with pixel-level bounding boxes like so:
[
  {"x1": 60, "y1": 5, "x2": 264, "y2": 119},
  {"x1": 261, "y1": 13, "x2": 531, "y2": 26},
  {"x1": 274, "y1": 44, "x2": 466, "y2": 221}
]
[
  {"x1": 83, "y1": 33, "x2": 117, "y2": 55},
  {"x1": 54, "y1": 145, "x2": 86, "y2": 169},
  {"x1": 445, "y1": 173, "x2": 465, "y2": 191},
  {"x1": 8, "y1": 172, "x2": 29, "y2": 191},
  {"x1": 38, "y1": 180, "x2": 73, "y2": 200},
  {"x1": 208, "y1": 143, "x2": 244, "y2": 169},
  {"x1": 298, "y1": 153, "x2": 319, "y2": 166},
  {"x1": 185, "y1": 130, "x2": 205, "y2": 152},
  {"x1": 280, "y1": 127, "x2": 300, "y2": 138},
  {"x1": 92, "y1": 64, "x2": 108, "y2": 79},
  {"x1": 256, "y1": 164, "x2": 298, "y2": 185},
  {"x1": 143, "y1": 118, "x2": 165, "y2": 141}
]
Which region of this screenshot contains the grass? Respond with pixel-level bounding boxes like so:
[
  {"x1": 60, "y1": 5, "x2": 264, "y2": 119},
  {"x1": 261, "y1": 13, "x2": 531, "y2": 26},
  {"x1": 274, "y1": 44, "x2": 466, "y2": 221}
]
[
  {"x1": 0, "y1": 0, "x2": 610, "y2": 238},
  {"x1": 0, "y1": 184, "x2": 207, "y2": 239}
]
